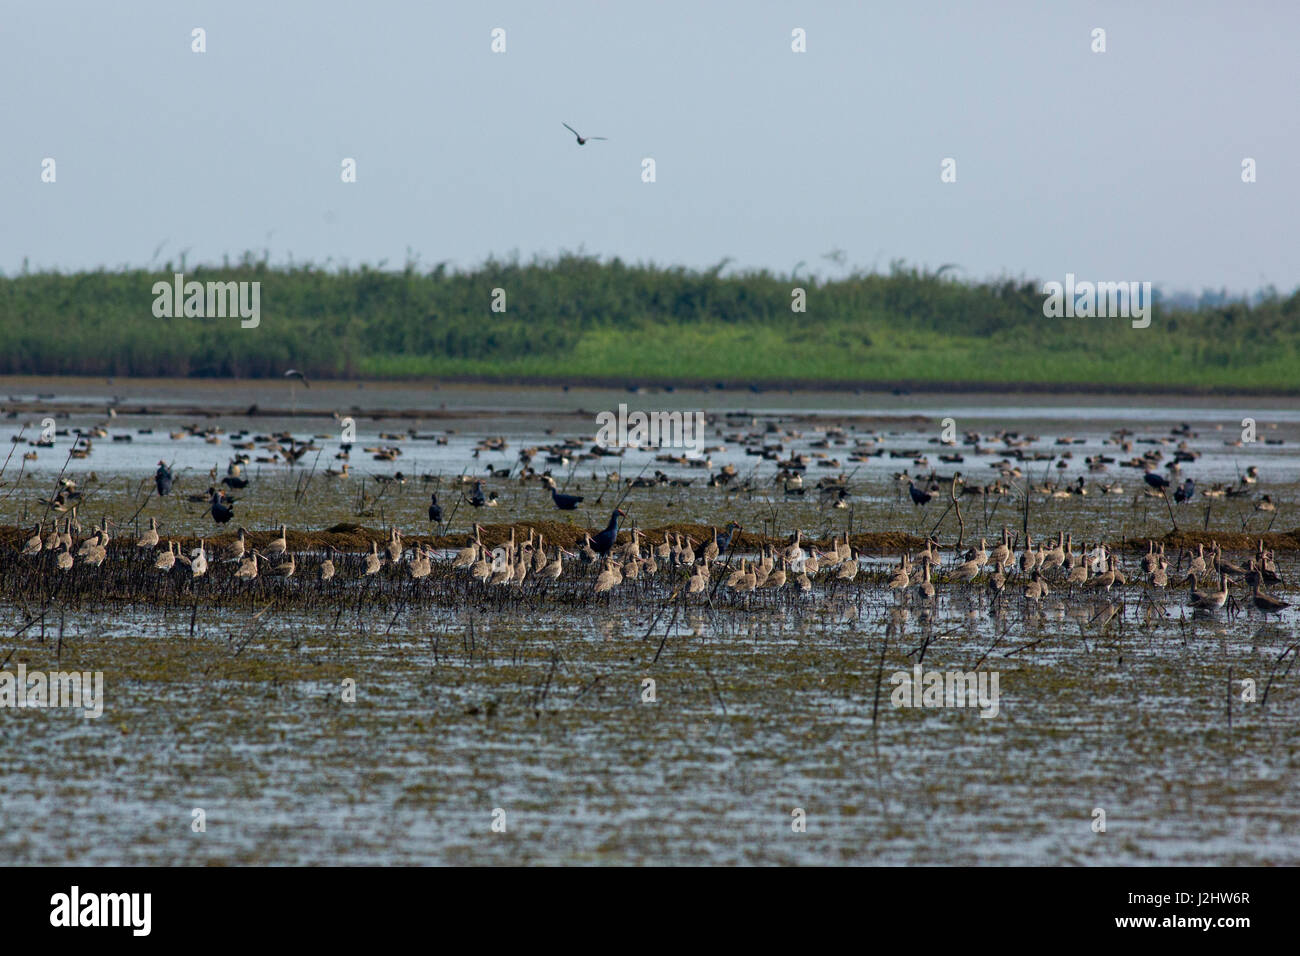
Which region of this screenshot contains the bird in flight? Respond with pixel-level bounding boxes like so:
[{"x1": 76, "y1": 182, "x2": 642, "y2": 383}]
[
  {"x1": 284, "y1": 369, "x2": 310, "y2": 388},
  {"x1": 563, "y1": 123, "x2": 607, "y2": 146}
]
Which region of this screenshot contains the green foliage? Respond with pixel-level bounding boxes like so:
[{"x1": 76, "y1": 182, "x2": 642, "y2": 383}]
[{"x1": 3, "y1": 255, "x2": 1297, "y2": 389}]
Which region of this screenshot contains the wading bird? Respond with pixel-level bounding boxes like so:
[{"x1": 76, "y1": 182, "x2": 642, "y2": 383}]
[{"x1": 590, "y1": 509, "x2": 627, "y2": 556}]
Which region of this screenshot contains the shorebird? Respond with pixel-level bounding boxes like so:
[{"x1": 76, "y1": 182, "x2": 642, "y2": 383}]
[
  {"x1": 235, "y1": 552, "x2": 259, "y2": 581},
  {"x1": 428, "y1": 493, "x2": 442, "y2": 525},
  {"x1": 1249, "y1": 582, "x2": 1289, "y2": 615},
  {"x1": 562, "y1": 122, "x2": 607, "y2": 145},
  {"x1": 594, "y1": 558, "x2": 622, "y2": 594},
  {"x1": 219, "y1": 528, "x2": 247, "y2": 563},
  {"x1": 283, "y1": 369, "x2": 310, "y2": 388},
  {"x1": 136, "y1": 518, "x2": 160, "y2": 550},
  {"x1": 408, "y1": 548, "x2": 431, "y2": 580},
  {"x1": 363, "y1": 541, "x2": 383, "y2": 576},
  {"x1": 22, "y1": 525, "x2": 43, "y2": 557},
  {"x1": 1186, "y1": 572, "x2": 1228, "y2": 611},
  {"x1": 155, "y1": 541, "x2": 177, "y2": 571},
  {"x1": 265, "y1": 525, "x2": 289, "y2": 558}
]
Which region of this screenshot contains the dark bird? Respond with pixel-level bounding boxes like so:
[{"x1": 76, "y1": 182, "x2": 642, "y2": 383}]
[
  {"x1": 209, "y1": 490, "x2": 235, "y2": 525},
  {"x1": 907, "y1": 480, "x2": 933, "y2": 506},
  {"x1": 543, "y1": 476, "x2": 584, "y2": 510},
  {"x1": 283, "y1": 369, "x2": 310, "y2": 388},
  {"x1": 1174, "y1": 477, "x2": 1195, "y2": 503},
  {"x1": 154, "y1": 461, "x2": 173, "y2": 496},
  {"x1": 467, "y1": 481, "x2": 488, "y2": 508},
  {"x1": 222, "y1": 474, "x2": 249, "y2": 490},
  {"x1": 716, "y1": 521, "x2": 743, "y2": 554},
  {"x1": 590, "y1": 508, "x2": 627, "y2": 556},
  {"x1": 1143, "y1": 471, "x2": 1170, "y2": 491},
  {"x1": 551, "y1": 487, "x2": 584, "y2": 510},
  {"x1": 562, "y1": 122, "x2": 607, "y2": 146},
  {"x1": 428, "y1": 493, "x2": 442, "y2": 524}
]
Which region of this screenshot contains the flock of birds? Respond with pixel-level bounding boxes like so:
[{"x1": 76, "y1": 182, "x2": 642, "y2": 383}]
[
  {"x1": 6, "y1": 411, "x2": 1291, "y2": 618},
  {"x1": 13, "y1": 499, "x2": 1291, "y2": 616}
]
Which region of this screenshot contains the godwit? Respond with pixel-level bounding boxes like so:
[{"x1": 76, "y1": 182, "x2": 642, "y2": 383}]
[
  {"x1": 137, "y1": 518, "x2": 160, "y2": 550},
  {"x1": 408, "y1": 548, "x2": 431, "y2": 580},
  {"x1": 55, "y1": 542, "x2": 74, "y2": 572},
  {"x1": 155, "y1": 541, "x2": 177, "y2": 571},
  {"x1": 235, "y1": 552, "x2": 259, "y2": 581},
  {"x1": 914, "y1": 559, "x2": 936, "y2": 600},
  {"x1": 219, "y1": 528, "x2": 247, "y2": 563},
  {"x1": 453, "y1": 530, "x2": 481, "y2": 570},
  {"x1": 1023, "y1": 570, "x2": 1049, "y2": 601},
  {"x1": 688, "y1": 566, "x2": 708, "y2": 593},
  {"x1": 269, "y1": 551, "x2": 295, "y2": 578},
  {"x1": 22, "y1": 525, "x2": 43, "y2": 557},
  {"x1": 320, "y1": 549, "x2": 337, "y2": 582},
  {"x1": 951, "y1": 554, "x2": 980, "y2": 586},
  {"x1": 541, "y1": 548, "x2": 574, "y2": 581},
  {"x1": 1186, "y1": 572, "x2": 1228, "y2": 611},
  {"x1": 702, "y1": 528, "x2": 721, "y2": 564},
  {"x1": 1249, "y1": 582, "x2": 1289, "y2": 614},
  {"x1": 594, "y1": 558, "x2": 621, "y2": 594},
  {"x1": 363, "y1": 541, "x2": 383, "y2": 576},
  {"x1": 265, "y1": 525, "x2": 289, "y2": 559},
  {"x1": 888, "y1": 555, "x2": 911, "y2": 591}
]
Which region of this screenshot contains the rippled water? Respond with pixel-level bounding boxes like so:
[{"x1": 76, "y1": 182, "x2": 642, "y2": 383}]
[{"x1": 1, "y1": 378, "x2": 1297, "y2": 864}]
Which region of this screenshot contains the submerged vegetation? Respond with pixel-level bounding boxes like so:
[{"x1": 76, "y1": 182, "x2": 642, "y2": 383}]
[{"x1": 4, "y1": 254, "x2": 1299, "y2": 390}]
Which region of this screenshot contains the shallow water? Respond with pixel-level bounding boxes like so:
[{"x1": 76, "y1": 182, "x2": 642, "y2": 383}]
[{"x1": 1, "y1": 378, "x2": 1297, "y2": 865}]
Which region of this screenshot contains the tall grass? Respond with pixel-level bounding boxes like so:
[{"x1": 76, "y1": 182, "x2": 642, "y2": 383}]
[{"x1": 3, "y1": 253, "x2": 1297, "y2": 389}]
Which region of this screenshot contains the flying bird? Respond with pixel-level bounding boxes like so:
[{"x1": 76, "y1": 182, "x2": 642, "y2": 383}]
[
  {"x1": 563, "y1": 123, "x2": 607, "y2": 146},
  {"x1": 284, "y1": 369, "x2": 310, "y2": 388}
]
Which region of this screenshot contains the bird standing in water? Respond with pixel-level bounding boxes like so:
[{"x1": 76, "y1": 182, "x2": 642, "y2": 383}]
[
  {"x1": 543, "y1": 476, "x2": 584, "y2": 511},
  {"x1": 209, "y1": 490, "x2": 235, "y2": 525},
  {"x1": 428, "y1": 493, "x2": 442, "y2": 525},
  {"x1": 590, "y1": 509, "x2": 627, "y2": 556},
  {"x1": 155, "y1": 461, "x2": 173, "y2": 496},
  {"x1": 467, "y1": 481, "x2": 488, "y2": 508}
]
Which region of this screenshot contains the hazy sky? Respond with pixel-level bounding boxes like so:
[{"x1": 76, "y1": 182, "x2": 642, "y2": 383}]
[{"x1": 4, "y1": 1, "x2": 1296, "y2": 292}]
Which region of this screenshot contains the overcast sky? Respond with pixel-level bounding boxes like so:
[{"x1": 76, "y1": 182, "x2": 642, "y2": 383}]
[{"x1": 4, "y1": 0, "x2": 1296, "y2": 293}]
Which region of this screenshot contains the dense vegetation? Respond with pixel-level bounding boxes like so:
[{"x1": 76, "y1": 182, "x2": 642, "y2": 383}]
[{"x1": 3, "y1": 254, "x2": 1297, "y2": 390}]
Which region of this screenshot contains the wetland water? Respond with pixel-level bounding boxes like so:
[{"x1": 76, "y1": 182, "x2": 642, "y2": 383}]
[{"x1": 1, "y1": 377, "x2": 1298, "y2": 864}]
